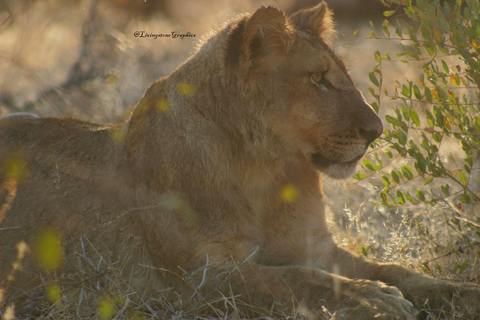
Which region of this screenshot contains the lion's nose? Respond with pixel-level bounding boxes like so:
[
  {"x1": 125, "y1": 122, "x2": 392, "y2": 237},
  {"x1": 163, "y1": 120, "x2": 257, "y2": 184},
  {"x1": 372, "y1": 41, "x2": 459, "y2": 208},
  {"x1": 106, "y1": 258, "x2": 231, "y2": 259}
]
[
  {"x1": 348, "y1": 90, "x2": 384, "y2": 146},
  {"x1": 358, "y1": 117, "x2": 383, "y2": 146},
  {"x1": 359, "y1": 127, "x2": 381, "y2": 145}
]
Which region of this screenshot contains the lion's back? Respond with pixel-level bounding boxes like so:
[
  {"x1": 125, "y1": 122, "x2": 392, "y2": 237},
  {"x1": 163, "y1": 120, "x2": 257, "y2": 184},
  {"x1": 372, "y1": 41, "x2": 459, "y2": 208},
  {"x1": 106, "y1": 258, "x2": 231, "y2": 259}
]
[
  {"x1": 0, "y1": 117, "x2": 128, "y2": 181},
  {"x1": 0, "y1": 116, "x2": 131, "y2": 219},
  {"x1": 1, "y1": 117, "x2": 112, "y2": 158},
  {"x1": 0, "y1": 116, "x2": 188, "y2": 305},
  {"x1": 0, "y1": 117, "x2": 132, "y2": 289}
]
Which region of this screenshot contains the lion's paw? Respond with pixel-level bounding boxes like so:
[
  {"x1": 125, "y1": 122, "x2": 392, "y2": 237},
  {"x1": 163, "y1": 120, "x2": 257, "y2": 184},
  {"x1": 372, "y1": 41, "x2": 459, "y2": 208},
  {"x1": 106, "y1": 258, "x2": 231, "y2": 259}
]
[{"x1": 333, "y1": 280, "x2": 417, "y2": 320}]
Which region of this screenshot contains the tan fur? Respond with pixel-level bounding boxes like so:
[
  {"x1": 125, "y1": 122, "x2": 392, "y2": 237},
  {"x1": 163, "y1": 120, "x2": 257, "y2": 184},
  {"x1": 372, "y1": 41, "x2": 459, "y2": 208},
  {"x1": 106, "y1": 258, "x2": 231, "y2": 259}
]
[{"x1": 1, "y1": 2, "x2": 479, "y2": 319}]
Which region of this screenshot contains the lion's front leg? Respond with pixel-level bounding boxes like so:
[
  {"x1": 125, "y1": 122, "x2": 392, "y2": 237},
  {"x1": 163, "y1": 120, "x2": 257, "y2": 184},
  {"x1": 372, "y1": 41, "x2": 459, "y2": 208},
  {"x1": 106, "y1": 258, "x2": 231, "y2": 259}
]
[
  {"x1": 321, "y1": 244, "x2": 480, "y2": 318},
  {"x1": 195, "y1": 263, "x2": 416, "y2": 320}
]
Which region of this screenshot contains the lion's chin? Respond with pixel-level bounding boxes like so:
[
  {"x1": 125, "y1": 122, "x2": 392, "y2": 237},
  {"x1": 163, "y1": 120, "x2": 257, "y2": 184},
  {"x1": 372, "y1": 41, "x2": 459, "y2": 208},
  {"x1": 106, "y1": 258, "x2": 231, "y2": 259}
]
[{"x1": 311, "y1": 153, "x2": 361, "y2": 180}]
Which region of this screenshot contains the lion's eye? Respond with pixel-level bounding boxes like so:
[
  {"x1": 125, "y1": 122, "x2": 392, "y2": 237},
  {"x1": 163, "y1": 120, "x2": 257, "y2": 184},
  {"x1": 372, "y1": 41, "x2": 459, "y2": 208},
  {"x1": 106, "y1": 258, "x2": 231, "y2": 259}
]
[
  {"x1": 311, "y1": 72, "x2": 333, "y2": 90},
  {"x1": 311, "y1": 73, "x2": 324, "y2": 83}
]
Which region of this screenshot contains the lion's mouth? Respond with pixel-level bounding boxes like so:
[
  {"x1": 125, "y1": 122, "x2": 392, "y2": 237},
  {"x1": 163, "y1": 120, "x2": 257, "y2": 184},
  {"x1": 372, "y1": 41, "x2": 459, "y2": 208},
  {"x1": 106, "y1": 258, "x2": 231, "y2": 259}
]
[{"x1": 311, "y1": 153, "x2": 362, "y2": 169}]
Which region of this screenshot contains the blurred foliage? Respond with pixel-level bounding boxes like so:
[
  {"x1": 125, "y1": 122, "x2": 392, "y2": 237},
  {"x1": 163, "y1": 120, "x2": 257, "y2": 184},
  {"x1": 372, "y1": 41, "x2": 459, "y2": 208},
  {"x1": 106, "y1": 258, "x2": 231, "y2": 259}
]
[
  {"x1": 34, "y1": 229, "x2": 64, "y2": 271},
  {"x1": 97, "y1": 296, "x2": 115, "y2": 319},
  {"x1": 359, "y1": 0, "x2": 480, "y2": 213},
  {"x1": 354, "y1": 0, "x2": 480, "y2": 272},
  {"x1": 177, "y1": 82, "x2": 195, "y2": 97},
  {"x1": 2, "y1": 153, "x2": 27, "y2": 182},
  {"x1": 280, "y1": 184, "x2": 299, "y2": 203},
  {"x1": 46, "y1": 283, "x2": 63, "y2": 304}
]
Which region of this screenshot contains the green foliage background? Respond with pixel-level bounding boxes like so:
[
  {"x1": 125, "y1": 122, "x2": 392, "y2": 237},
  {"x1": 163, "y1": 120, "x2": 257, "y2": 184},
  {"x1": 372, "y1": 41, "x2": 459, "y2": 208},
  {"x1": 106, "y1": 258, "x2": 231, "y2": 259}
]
[
  {"x1": 351, "y1": 0, "x2": 480, "y2": 278},
  {"x1": 360, "y1": 0, "x2": 479, "y2": 229}
]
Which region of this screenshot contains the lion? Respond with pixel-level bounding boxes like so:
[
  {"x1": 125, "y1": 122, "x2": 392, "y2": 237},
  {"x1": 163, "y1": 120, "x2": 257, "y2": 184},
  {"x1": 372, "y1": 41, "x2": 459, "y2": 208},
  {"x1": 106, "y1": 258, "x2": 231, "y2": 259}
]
[{"x1": 1, "y1": 2, "x2": 479, "y2": 319}]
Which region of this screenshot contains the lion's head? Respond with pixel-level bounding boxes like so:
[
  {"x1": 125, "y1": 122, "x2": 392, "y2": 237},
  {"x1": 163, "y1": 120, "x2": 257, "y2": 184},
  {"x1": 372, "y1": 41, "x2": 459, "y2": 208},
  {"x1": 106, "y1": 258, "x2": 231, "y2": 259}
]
[
  {"x1": 222, "y1": 2, "x2": 383, "y2": 179},
  {"x1": 126, "y1": 1, "x2": 383, "y2": 185}
]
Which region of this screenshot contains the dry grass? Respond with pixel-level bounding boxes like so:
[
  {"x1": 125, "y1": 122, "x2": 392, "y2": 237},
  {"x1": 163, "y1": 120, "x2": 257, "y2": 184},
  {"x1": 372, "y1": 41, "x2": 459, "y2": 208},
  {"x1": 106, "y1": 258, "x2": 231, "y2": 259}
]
[
  {"x1": 0, "y1": 0, "x2": 479, "y2": 319},
  {"x1": 2, "y1": 237, "x2": 319, "y2": 320}
]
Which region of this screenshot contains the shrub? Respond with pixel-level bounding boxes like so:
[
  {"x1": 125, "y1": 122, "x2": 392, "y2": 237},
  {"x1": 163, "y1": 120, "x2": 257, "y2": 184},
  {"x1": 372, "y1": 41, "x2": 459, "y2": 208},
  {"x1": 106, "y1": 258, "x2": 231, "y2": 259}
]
[{"x1": 357, "y1": 0, "x2": 480, "y2": 274}]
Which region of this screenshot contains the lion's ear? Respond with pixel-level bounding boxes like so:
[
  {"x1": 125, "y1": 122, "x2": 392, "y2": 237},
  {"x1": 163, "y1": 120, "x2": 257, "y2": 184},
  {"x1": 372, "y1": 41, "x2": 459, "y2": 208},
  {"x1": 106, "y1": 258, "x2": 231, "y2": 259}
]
[
  {"x1": 226, "y1": 6, "x2": 293, "y2": 79},
  {"x1": 290, "y1": 1, "x2": 335, "y2": 42}
]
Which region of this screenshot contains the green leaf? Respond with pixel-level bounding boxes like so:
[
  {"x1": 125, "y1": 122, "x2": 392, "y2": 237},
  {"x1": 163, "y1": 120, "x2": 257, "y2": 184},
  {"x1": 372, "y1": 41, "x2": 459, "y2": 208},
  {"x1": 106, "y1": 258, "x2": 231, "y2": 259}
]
[
  {"x1": 396, "y1": 129, "x2": 407, "y2": 146},
  {"x1": 459, "y1": 192, "x2": 470, "y2": 203},
  {"x1": 410, "y1": 109, "x2": 420, "y2": 127},
  {"x1": 401, "y1": 84, "x2": 412, "y2": 98},
  {"x1": 382, "y1": 20, "x2": 390, "y2": 38},
  {"x1": 395, "y1": 19, "x2": 402, "y2": 37},
  {"x1": 373, "y1": 153, "x2": 383, "y2": 167},
  {"x1": 384, "y1": 10, "x2": 396, "y2": 17},
  {"x1": 402, "y1": 165, "x2": 414, "y2": 180},
  {"x1": 414, "y1": 157, "x2": 426, "y2": 176},
  {"x1": 382, "y1": 175, "x2": 391, "y2": 186},
  {"x1": 374, "y1": 49, "x2": 382, "y2": 64},
  {"x1": 413, "y1": 85, "x2": 422, "y2": 101},
  {"x1": 421, "y1": 24, "x2": 431, "y2": 41},
  {"x1": 432, "y1": 132, "x2": 442, "y2": 143},
  {"x1": 433, "y1": 105, "x2": 444, "y2": 126},
  {"x1": 459, "y1": 171, "x2": 468, "y2": 185},
  {"x1": 360, "y1": 246, "x2": 369, "y2": 257},
  {"x1": 401, "y1": 105, "x2": 410, "y2": 121},
  {"x1": 363, "y1": 160, "x2": 376, "y2": 171},
  {"x1": 419, "y1": 73, "x2": 425, "y2": 86},
  {"x1": 397, "y1": 190, "x2": 406, "y2": 205},
  {"x1": 391, "y1": 170, "x2": 400, "y2": 184},
  {"x1": 406, "y1": 192, "x2": 415, "y2": 204},
  {"x1": 425, "y1": 178, "x2": 434, "y2": 185},
  {"x1": 385, "y1": 149, "x2": 393, "y2": 159},
  {"x1": 408, "y1": 25, "x2": 417, "y2": 41},
  {"x1": 405, "y1": 6, "x2": 416, "y2": 18},
  {"x1": 441, "y1": 184, "x2": 450, "y2": 196},
  {"x1": 464, "y1": 164, "x2": 471, "y2": 174},
  {"x1": 416, "y1": 190, "x2": 426, "y2": 201},
  {"x1": 425, "y1": 87, "x2": 433, "y2": 103},
  {"x1": 426, "y1": 110, "x2": 435, "y2": 127},
  {"x1": 369, "y1": 72, "x2": 380, "y2": 87},
  {"x1": 380, "y1": 191, "x2": 389, "y2": 205},
  {"x1": 355, "y1": 173, "x2": 368, "y2": 180},
  {"x1": 385, "y1": 115, "x2": 404, "y2": 128},
  {"x1": 369, "y1": 20, "x2": 377, "y2": 38},
  {"x1": 441, "y1": 59, "x2": 450, "y2": 73},
  {"x1": 425, "y1": 44, "x2": 437, "y2": 56}
]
